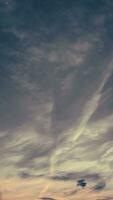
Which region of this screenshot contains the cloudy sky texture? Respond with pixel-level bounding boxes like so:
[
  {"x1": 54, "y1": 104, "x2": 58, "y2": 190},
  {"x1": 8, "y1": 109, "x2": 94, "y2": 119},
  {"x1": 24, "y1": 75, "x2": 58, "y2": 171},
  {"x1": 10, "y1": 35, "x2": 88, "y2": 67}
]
[{"x1": 0, "y1": 0, "x2": 113, "y2": 199}]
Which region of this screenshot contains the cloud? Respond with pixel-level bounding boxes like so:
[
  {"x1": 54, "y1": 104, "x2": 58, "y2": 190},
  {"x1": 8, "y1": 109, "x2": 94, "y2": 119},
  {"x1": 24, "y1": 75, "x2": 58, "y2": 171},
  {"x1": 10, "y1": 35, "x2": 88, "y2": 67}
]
[
  {"x1": 96, "y1": 198, "x2": 113, "y2": 200},
  {"x1": 93, "y1": 182, "x2": 106, "y2": 191},
  {"x1": 18, "y1": 171, "x2": 44, "y2": 179},
  {"x1": 50, "y1": 172, "x2": 102, "y2": 185},
  {"x1": 40, "y1": 198, "x2": 56, "y2": 200},
  {"x1": 1, "y1": 1, "x2": 113, "y2": 199}
]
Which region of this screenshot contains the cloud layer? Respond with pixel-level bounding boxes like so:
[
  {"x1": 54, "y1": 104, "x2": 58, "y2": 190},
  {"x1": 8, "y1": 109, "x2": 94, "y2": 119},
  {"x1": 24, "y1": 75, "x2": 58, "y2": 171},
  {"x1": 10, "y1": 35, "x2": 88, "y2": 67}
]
[{"x1": 1, "y1": 0, "x2": 113, "y2": 199}]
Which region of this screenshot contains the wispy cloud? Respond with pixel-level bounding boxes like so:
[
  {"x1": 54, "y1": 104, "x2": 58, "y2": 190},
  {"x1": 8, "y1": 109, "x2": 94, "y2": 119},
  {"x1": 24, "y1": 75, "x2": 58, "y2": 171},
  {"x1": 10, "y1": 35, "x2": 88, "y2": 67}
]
[{"x1": 1, "y1": 0, "x2": 113, "y2": 199}]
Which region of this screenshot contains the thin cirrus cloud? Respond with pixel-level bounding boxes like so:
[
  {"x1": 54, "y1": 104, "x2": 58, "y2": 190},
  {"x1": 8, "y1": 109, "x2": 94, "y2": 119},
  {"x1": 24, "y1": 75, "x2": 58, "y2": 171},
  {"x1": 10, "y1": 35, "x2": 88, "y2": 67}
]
[{"x1": 0, "y1": 0, "x2": 113, "y2": 199}]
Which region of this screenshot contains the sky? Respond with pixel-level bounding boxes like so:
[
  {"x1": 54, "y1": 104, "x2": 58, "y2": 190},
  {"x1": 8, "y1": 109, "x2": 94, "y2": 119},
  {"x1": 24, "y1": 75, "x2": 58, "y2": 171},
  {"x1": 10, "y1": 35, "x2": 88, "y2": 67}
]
[{"x1": 0, "y1": 0, "x2": 113, "y2": 199}]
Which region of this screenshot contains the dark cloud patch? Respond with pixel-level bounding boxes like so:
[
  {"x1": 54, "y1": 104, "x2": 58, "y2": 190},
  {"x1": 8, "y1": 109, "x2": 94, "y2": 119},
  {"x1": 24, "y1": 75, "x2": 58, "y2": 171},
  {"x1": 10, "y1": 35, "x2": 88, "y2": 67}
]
[
  {"x1": 50, "y1": 172, "x2": 81, "y2": 181},
  {"x1": 84, "y1": 173, "x2": 101, "y2": 181},
  {"x1": 19, "y1": 172, "x2": 34, "y2": 179},
  {"x1": 19, "y1": 171, "x2": 44, "y2": 179},
  {"x1": 40, "y1": 197, "x2": 56, "y2": 200},
  {"x1": 50, "y1": 172, "x2": 101, "y2": 182},
  {"x1": 93, "y1": 182, "x2": 106, "y2": 191}
]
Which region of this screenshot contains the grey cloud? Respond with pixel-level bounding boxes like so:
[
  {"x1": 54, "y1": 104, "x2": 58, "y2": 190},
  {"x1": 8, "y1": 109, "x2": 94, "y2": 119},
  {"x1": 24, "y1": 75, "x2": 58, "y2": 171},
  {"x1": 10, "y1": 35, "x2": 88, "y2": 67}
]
[
  {"x1": 93, "y1": 182, "x2": 106, "y2": 191},
  {"x1": 19, "y1": 171, "x2": 44, "y2": 179},
  {"x1": 50, "y1": 172, "x2": 101, "y2": 182},
  {"x1": 89, "y1": 73, "x2": 113, "y2": 122},
  {"x1": 50, "y1": 172, "x2": 84, "y2": 181},
  {"x1": 16, "y1": 143, "x2": 54, "y2": 170},
  {"x1": 40, "y1": 197, "x2": 56, "y2": 200},
  {"x1": 19, "y1": 172, "x2": 35, "y2": 179}
]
